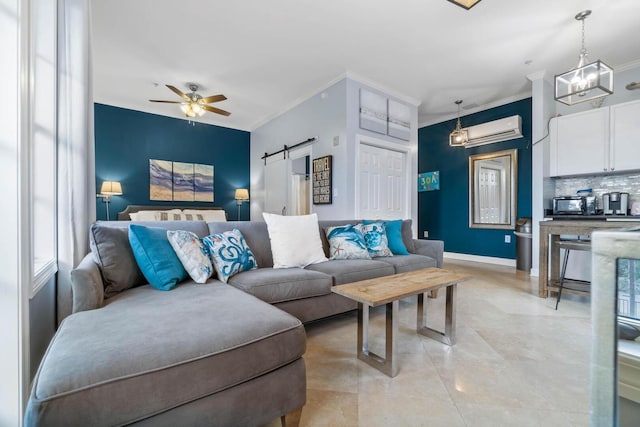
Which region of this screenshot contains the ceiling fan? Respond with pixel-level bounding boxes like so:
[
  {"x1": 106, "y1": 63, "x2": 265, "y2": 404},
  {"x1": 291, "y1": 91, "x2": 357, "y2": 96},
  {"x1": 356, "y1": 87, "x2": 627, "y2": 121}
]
[{"x1": 150, "y1": 84, "x2": 230, "y2": 118}]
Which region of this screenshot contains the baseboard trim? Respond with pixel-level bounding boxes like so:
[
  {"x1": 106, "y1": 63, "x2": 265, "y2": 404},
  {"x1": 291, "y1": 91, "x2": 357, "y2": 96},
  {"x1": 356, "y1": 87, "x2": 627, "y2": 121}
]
[{"x1": 444, "y1": 252, "x2": 516, "y2": 267}]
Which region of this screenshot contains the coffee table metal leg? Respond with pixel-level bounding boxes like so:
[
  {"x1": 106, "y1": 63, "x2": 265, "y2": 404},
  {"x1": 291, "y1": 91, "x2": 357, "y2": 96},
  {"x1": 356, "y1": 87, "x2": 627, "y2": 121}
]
[
  {"x1": 357, "y1": 301, "x2": 398, "y2": 377},
  {"x1": 417, "y1": 284, "x2": 457, "y2": 346}
]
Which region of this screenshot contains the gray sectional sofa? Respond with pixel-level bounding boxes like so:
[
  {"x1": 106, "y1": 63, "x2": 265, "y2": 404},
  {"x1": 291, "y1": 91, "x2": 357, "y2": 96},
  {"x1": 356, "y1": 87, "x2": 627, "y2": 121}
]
[{"x1": 25, "y1": 219, "x2": 443, "y2": 427}]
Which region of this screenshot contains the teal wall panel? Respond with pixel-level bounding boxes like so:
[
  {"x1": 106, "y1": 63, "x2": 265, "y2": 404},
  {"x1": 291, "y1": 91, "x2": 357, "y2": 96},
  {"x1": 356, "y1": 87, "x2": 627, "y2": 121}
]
[
  {"x1": 418, "y1": 98, "x2": 532, "y2": 259},
  {"x1": 94, "y1": 104, "x2": 250, "y2": 221}
]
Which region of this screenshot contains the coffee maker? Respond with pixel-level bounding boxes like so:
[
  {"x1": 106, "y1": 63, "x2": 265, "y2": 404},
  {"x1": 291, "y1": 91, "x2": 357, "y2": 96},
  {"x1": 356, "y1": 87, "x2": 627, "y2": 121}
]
[{"x1": 603, "y1": 192, "x2": 629, "y2": 215}]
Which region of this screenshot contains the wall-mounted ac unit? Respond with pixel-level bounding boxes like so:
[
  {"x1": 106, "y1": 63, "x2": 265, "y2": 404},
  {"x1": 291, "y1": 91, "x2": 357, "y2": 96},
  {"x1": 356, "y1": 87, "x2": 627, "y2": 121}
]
[{"x1": 463, "y1": 115, "x2": 523, "y2": 148}]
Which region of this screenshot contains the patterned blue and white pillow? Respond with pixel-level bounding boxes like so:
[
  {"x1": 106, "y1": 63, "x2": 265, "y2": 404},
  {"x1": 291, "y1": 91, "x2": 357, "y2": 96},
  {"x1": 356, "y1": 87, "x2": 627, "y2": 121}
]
[
  {"x1": 325, "y1": 224, "x2": 371, "y2": 260},
  {"x1": 201, "y1": 229, "x2": 258, "y2": 283},
  {"x1": 357, "y1": 222, "x2": 393, "y2": 257},
  {"x1": 166, "y1": 230, "x2": 213, "y2": 284}
]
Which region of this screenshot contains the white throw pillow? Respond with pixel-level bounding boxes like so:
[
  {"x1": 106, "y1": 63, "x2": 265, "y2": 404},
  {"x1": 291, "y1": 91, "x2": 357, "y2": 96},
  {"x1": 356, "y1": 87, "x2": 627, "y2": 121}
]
[
  {"x1": 182, "y1": 209, "x2": 227, "y2": 222},
  {"x1": 129, "y1": 209, "x2": 182, "y2": 221},
  {"x1": 262, "y1": 213, "x2": 328, "y2": 268}
]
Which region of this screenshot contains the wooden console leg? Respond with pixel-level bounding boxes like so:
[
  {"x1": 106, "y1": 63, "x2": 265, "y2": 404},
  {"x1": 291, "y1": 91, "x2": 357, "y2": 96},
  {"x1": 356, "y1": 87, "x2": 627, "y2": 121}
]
[
  {"x1": 281, "y1": 407, "x2": 303, "y2": 427},
  {"x1": 428, "y1": 289, "x2": 439, "y2": 299}
]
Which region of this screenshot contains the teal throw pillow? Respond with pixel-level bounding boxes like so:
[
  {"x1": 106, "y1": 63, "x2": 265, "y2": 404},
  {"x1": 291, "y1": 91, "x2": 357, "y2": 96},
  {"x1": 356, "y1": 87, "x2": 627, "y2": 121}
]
[
  {"x1": 363, "y1": 219, "x2": 409, "y2": 255},
  {"x1": 202, "y1": 229, "x2": 258, "y2": 283},
  {"x1": 167, "y1": 230, "x2": 213, "y2": 284},
  {"x1": 128, "y1": 224, "x2": 188, "y2": 291},
  {"x1": 357, "y1": 222, "x2": 393, "y2": 257},
  {"x1": 325, "y1": 224, "x2": 371, "y2": 260}
]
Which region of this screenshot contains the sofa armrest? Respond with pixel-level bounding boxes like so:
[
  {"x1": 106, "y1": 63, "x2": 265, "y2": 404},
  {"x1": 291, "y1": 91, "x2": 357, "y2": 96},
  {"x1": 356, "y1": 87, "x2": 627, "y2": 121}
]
[
  {"x1": 412, "y1": 239, "x2": 444, "y2": 268},
  {"x1": 70, "y1": 253, "x2": 105, "y2": 313}
]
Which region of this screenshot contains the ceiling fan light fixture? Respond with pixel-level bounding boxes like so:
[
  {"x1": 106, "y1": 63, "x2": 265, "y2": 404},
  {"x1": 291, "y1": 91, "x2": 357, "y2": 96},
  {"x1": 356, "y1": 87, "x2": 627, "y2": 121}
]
[
  {"x1": 554, "y1": 10, "x2": 613, "y2": 105},
  {"x1": 449, "y1": 100, "x2": 468, "y2": 147},
  {"x1": 150, "y1": 84, "x2": 231, "y2": 118}
]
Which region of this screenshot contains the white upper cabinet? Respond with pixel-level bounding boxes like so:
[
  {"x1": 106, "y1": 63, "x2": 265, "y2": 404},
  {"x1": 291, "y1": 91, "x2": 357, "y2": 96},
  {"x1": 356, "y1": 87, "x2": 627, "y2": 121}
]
[
  {"x1": 610, "y1": 100, "x2": 640, "y2": 173},
  {"x1": 550, "y1": 99, "x2": 640, "y2": 177}
]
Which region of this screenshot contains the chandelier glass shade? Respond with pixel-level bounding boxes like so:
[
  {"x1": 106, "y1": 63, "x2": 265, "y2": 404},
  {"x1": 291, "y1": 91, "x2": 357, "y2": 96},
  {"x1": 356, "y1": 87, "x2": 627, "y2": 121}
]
[
  {"x1": 449, "y1": 100, "x2": 468, "y2": 147},
  {"x1": 180, "y1": 102, "x2": 206, "y2": 118},
  {"x1": 554, "y1": 10, "x2": 613, "y2": 106}
]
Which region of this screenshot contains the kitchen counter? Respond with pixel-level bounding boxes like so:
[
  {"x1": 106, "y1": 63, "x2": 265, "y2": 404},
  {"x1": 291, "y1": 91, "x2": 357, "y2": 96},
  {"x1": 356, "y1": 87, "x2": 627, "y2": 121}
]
[{"x1": 538, "y1": 219, "x2": 640, "y2": 298}]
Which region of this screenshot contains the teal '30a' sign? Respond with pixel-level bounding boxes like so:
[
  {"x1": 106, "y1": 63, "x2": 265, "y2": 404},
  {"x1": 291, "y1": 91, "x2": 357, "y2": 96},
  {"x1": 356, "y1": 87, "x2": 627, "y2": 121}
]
[{"x1": 418, "y1": 171, "x2": 439, "y2": 192}]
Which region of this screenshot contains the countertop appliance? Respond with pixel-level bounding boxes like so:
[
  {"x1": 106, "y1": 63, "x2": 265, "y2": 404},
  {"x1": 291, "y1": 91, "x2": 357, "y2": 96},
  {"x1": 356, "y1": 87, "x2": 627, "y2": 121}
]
[
  {"x1": 553, "y1": 196, "x2": 587, "y2": 215},
  {"x1": 603, "y1": 192, "x2": 629, "y2": 215}
]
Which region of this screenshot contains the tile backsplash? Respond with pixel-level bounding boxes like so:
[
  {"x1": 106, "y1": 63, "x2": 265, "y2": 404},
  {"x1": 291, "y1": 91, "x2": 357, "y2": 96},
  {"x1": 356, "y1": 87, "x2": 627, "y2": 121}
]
[{"x1": 554, "y1": 172, "x2": 640, "y2": 212}]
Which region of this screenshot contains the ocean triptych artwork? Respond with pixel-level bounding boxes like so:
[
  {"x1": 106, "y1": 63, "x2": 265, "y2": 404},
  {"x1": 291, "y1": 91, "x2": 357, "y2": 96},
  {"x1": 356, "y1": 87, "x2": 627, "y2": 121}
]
[{"x1": 149, "y1": 159, "x2": 214, "y2": 202}]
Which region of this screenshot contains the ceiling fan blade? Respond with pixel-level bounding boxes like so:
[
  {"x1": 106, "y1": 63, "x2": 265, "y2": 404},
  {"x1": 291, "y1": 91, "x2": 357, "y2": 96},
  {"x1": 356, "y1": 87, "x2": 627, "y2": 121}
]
[
  {"x1": 149, "y1": 100, "x2": 183, "y2": 103},
  {"x1": 166, "y1": 84, "x2": 190, "y2": 100},
  {"x1": 202, "y1": 105, "x2": 231, "y2": 116},
  {"x1": 201, "y1": 94, "x2": 227, "y2": 104}
]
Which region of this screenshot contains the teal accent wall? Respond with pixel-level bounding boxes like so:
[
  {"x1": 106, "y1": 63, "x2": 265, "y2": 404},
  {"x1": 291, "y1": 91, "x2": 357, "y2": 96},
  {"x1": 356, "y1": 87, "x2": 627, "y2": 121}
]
[
  {"x1": 418, "y1": 98, "x2": 532, "y2": 259},
  {"x1": 94, "y1": 104, "x2": 250, "y2": 221}
]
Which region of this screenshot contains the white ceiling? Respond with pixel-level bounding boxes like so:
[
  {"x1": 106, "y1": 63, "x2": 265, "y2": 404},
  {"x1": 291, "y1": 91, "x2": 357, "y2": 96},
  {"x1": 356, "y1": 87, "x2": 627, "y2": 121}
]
[{"x1": 92, "y1": 0, "x2": 640, "y2": 131}]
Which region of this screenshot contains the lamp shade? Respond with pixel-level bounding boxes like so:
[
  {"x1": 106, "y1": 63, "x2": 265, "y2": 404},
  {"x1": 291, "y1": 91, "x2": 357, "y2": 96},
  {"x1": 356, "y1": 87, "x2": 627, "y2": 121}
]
[
  {"x1": 100, "y1": 181, "x2": 123, "y2": 195},
  {"x1": 235, "y1": 188, "x2": 249, "y2": 201}
]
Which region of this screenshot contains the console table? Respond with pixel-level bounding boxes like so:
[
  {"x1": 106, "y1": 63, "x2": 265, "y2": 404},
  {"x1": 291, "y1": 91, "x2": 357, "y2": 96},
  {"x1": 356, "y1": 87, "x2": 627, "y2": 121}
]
[{"x1": 538, "y1": 219, "x2": 640, "y2": 298}]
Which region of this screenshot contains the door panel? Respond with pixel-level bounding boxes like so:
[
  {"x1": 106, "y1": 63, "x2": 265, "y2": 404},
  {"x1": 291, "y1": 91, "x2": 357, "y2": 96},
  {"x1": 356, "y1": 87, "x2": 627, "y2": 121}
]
[
  {"x1": 264, "y1": 157, "x2": 287, "y2": 215},
  {"x1": 358, "y1": 144, "x2": 406, "y2": 220}
]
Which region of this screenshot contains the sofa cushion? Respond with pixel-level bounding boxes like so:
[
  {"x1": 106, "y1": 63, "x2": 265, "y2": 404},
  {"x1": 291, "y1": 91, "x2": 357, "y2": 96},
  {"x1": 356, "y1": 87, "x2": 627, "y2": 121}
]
[
  {"x1": 374, "y1": 254, "x2": 437, "y2": 274},
  {"x1": 263, "y1": 213, "x2": 327, "y2": 268},
  {"x1": 202, "y1": 229, "x2": 258, "y2": 283},
  {"x1": 357, "y1": 222, "x2": 393, "y2": 257},
  {"x1": 363, "y1": 219, "x2": 409, "y2": 255},
  {"x1": 305, "y1": 259, "x2": 395, "y2": 285},
  {"x1": 228, "y1": 267, "x2": 333, "y2": 303},
  {"x1": 207, "y1": 222, "x2": 274, "y2": 268},
  {"x1": 325, "y1": 224, "x2": 371, "y2": 260},
  {"x1": 25, "y1": 283, "x2": 305, "y2": 427},
  {"x1": 129, "y1": 224, "x2": 188, "y2": 291},
  {"x1": 317, "y1": 220, "x2": 358, "y2": 258},
  {"x1": 90, "y1": 221, "x2": 209, "y2": 297},
  {"x1": 167, "y1": 230, "x2": 213, "y2": 283}
]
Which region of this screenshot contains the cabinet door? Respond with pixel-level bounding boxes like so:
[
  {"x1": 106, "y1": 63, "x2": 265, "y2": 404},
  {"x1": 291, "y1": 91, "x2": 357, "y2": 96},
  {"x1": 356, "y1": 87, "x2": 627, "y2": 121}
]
[
  {"x1": 610, "y1": 100, "x2": 640, "y2": 173},
  {"x1": 553, "y1": 108, "x2": 609, "y2": 176}
]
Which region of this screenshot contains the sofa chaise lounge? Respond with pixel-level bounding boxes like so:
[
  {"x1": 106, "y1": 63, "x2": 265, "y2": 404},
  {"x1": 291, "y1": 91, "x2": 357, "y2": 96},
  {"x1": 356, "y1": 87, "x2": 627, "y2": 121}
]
[{"x1": 25, "y1": 219, "x2": 443, "y2": 426}]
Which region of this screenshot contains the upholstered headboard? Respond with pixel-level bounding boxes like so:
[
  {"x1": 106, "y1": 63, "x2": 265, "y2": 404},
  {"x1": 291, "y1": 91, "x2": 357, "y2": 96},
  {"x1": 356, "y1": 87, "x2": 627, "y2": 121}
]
[{"x1": 117, "y1": 205, "x2": 227, "y2": 221}]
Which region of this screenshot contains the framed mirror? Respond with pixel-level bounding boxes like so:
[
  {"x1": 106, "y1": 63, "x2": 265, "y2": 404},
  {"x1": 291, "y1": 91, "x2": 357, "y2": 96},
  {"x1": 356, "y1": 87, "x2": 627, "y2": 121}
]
[{"x1": 468, "y1": 149, "x2": 517, "y2": 230}]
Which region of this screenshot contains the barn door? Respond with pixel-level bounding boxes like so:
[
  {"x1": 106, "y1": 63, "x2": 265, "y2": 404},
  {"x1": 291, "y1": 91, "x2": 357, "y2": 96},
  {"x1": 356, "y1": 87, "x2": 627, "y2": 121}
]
[{"x1": 264, "y1": 156, "x2": 288, "y2": 215}]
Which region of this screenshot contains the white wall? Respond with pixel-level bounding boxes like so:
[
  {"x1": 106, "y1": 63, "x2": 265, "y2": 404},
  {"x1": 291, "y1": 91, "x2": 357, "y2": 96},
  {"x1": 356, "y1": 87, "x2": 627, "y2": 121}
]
[
  {"x1": 345, "y1": 79, "x2": 419, "y2": 232},
  {"x1": 250, "y1": 76, "x2": 419, "y2": 224},
  {"x1": 250, "y1": 79, "x2": 348, "y2": 220}
]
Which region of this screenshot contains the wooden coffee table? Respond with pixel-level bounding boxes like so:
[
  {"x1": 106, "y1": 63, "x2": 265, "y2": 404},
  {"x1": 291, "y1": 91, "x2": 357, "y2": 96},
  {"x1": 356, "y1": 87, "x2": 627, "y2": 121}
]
[{"x1": 331, "y1": 268, "x2": 472, "y2": 377}]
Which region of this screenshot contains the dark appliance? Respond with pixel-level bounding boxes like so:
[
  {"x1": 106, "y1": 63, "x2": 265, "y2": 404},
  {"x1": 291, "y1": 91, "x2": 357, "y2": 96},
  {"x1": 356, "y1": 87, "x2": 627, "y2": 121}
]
[
  {"x1": 603, "y1": 192, "x2": 629, "y2": 215},
  {"x1": 553, "y1": 196, "x2": 586, "y2": 215},
  {"x1": 585, "y1": 196, "x2": 597, "y2": 215}
]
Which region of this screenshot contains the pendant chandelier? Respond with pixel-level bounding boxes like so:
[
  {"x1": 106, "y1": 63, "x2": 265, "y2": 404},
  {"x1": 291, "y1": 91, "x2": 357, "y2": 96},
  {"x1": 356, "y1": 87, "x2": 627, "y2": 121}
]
[
  {"x1": 554, "y1": 10, "x2": 613, "y2": 106},
  {"x1": 449, "y1": 100, "x2": 468, "y2": 147}
]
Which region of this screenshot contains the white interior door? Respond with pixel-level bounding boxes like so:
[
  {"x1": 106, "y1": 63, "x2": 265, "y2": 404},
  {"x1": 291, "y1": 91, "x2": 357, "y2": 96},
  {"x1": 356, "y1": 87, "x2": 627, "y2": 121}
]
[
  {"x1": 358, "y1": 143, "x2": 406, "y2": 220},
  {"x1": 264, "y1": 156, "x2": 288, "y2": 215}
]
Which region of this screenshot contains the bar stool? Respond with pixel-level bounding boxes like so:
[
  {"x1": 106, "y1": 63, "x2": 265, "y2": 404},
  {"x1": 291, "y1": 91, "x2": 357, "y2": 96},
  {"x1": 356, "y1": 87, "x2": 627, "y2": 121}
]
[{"x1": 555, "y1": 239, "x2": 592, "y2": 310}]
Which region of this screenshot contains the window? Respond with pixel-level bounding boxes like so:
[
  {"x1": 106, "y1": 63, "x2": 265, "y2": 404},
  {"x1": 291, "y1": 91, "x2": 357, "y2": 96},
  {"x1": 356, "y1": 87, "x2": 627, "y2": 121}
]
[
  {"x1": 31, "y1": 0, "x2": 57, "y2": 295},
  {"x1": 618, "y1": 259, "x2": 640, "y2": 323}
]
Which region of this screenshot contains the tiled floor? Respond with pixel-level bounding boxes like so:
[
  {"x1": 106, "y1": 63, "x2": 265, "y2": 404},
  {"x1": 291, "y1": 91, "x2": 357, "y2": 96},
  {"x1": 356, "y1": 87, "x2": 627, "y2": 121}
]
[{"x1": 266, "y1": 259, "x2": 591, "y2": 427}]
